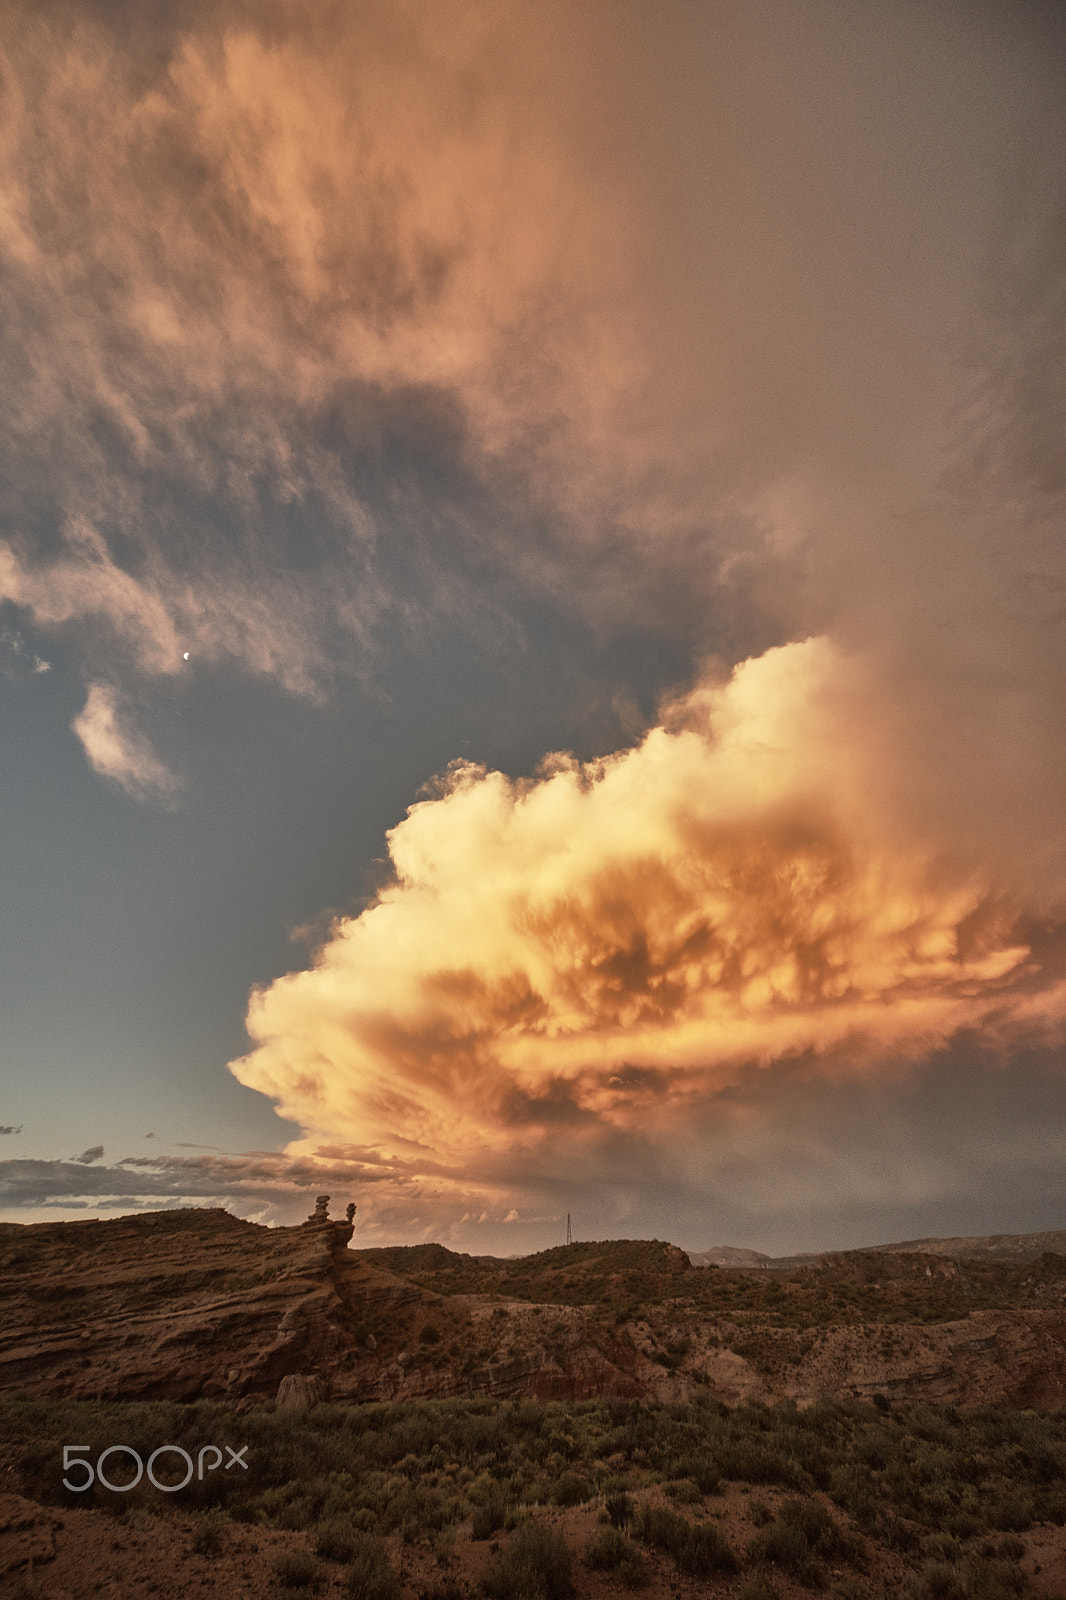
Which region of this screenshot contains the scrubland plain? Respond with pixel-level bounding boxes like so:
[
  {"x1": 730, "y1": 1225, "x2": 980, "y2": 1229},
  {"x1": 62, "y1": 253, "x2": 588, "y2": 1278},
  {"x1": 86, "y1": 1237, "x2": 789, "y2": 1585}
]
[{"x1": 3, "y1": 1212, "x2": 1066, "y2": 1598}]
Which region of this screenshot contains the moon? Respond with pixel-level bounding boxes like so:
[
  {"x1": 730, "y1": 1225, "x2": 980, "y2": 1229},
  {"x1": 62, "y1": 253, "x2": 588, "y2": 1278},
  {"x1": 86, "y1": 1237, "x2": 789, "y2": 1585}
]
[{"x1": 183, "y1": 651, "x2": 190, "y2": 661}]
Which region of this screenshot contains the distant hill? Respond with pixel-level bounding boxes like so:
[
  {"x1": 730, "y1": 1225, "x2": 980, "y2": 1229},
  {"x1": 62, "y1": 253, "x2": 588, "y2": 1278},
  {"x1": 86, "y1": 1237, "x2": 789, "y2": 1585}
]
[
  {"x1": 362, "y1": 1236, "x2": 694, "y2": 1303},
  {"x1": 870, "y1": 1229, "x2": 1066, "y2": 1261},
  {"x1": 688, "y1": 1228, "x2": 1066, "y2": 1269},
  {"x1": 688, "y1": 1245, "x2": 774, "y2": 1268}
]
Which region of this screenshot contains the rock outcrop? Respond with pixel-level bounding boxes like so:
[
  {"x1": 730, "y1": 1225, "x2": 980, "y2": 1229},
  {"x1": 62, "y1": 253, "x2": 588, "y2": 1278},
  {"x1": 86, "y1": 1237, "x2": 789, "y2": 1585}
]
[
  {"x1": 3, "y1": 1210, "x2": 1066, "y2": 1408},
  {"x1": 275, "y1": 1372, "x2": 324, "y2": 1412},
  {"x1": 0, "y1": 1207, "x2": 363, "y2": 1401}
]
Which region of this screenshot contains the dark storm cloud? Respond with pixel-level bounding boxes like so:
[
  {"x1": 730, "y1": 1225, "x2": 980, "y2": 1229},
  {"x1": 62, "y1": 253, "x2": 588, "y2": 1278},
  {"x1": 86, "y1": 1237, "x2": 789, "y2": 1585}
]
[
  {"x1": 0, "y1": 1149, "x2": 387, "y2": 1224},
  {"x1": 4, "y1": 1037, "x2": 1066, "y2": 1252}
]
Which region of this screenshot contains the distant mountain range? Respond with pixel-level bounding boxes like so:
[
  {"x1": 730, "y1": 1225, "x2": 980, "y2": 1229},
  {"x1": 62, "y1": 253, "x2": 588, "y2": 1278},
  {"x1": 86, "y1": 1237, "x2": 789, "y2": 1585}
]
[{"x1": 689, "y1": 1228, "x2": 1066, "y2": 1269}]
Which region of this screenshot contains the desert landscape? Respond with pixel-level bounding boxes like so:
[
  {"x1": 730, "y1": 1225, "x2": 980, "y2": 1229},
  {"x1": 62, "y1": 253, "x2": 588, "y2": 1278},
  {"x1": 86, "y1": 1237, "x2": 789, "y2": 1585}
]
[
  {"x1": 3, "y1": 1204, "x2": 1066, "y2": 1598},
  {"x1": 4, "y1": 5, "x2": 1066, "y2": 1599}
]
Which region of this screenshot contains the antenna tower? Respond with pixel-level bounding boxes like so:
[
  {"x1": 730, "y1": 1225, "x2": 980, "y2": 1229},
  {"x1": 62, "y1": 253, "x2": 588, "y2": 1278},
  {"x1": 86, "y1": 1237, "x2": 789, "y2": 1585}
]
[{"x1": 566, "y1": 1213, "x2": 572, "y2": 1246}]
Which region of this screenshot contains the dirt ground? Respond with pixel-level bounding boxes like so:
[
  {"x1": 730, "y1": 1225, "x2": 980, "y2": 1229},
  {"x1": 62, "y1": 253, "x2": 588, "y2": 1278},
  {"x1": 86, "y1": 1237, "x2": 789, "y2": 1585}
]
[{"x1": 5, "y1": 1481, "x2": 1066, "y2": 1600}]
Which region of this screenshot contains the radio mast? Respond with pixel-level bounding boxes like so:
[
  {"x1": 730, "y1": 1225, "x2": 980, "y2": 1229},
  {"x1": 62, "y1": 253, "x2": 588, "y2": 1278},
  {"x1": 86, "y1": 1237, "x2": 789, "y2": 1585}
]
[{"x1": 566, "y1": 1213, "x2": 572, "y2": 1246}]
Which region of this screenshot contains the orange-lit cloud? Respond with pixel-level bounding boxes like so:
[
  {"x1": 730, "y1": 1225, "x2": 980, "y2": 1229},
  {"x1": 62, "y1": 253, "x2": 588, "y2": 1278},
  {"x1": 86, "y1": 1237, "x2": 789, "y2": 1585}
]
[
  {"x1": 230, "y1": 638, "x2": 1066, "y2": 1212},
  {"x1": 5, "y1": 2, "x2": 1062, "y2": 728}
]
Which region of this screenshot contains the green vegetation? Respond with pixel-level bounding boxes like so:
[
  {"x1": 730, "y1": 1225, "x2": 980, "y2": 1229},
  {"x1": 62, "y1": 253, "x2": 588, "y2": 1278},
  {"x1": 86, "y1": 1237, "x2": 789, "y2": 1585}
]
[
  {"x1": 352, "y1": 1241, "x2": 1066, "y2": 1382},
  {"x1": 5, "y1": 1389, "x2": 1066, "y2": 1595},
  {"x1": 272, "y1": 1548, "x2": 323, "y2": 1590},
  {"x1": 633, "y1": 1502, "x2": 739, "y2": 1575},
  {"x1": 189, "y1": 1505, "x2": 228, "y2": 1555},
  {"x1": 344, "y1": 1534, "x2": 402, "y2": 1600},
  {"x1": 583, "y1": 1524, "x2": 647, "y2": 1585},
  {"x1": 747, "y1": 1496, "x2": 860, "y2": 1586},
  {"x1": 480, "y1": 1518, "x2": 574, "y2": 1600}
]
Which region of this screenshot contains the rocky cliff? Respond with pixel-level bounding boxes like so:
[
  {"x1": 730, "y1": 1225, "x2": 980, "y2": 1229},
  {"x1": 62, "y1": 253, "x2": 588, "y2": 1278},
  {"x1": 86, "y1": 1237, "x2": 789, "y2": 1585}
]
[{"x1": 3, "y1": 1208, "x2": 1066, "y2": 1409}]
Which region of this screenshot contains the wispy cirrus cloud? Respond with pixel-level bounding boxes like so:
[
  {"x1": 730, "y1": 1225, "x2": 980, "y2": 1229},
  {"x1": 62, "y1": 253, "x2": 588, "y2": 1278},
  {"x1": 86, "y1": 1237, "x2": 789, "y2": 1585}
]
[
  {"x1": 70, "y1": 683, "x2": 179, "y2": 801},
  {"x1": 0, "y1": 1, "x2": 616, "y2": 718},
  {"x1": 4, "y1": 0, "x2": 1062, "y2": 805}
]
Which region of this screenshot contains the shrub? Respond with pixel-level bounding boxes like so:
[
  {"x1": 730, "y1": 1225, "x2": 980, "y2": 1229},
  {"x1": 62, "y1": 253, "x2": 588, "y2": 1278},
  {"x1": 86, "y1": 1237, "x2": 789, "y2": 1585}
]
[
  {"x1": 687, "y1": 1454, "x2": 722, "y2": 1495},
  {"x1": 315, "y1": 1519, "x2": 360, "y2": 1563},
  {"x1": 749, "y1": 1496, "x2": 859, "y2": 1586},
  {"x1": 190, "y1": 1510, "x2": 228, "y2": 1555},
  {"x1": 548, "y1": 1471, "x2": 592, "y2": 1507},
  {"x1": 346, "y1": 1536, "x2": 402, "y2": 1600},
  {"x1": 632, "y1": 1502, "x2": 737, "y2": 1575},
  {"x1": 964, "y1": 1557, "x2": 1028, "y2": 1599},
  {"x1": 922, "y1": 1532, "x2": 960, "y2": 1565},
  {"x1": 634, "y1": 1502, "x2": 688, "y2": 1557},
  {"x1": 677, "y1": 1521, "x2": 738, "y2": 1577},
  {"x1": 471, "y1": 1495, "x2": 507, "y2": 1541},
  {"x1": 480, "y1": 1519, "x2": 574, "y2": 1600},
  {"x1": 738, "y1": 1574, "x2": 778, "y2": 1600},
  {"x1": 272, "y1": 1550, "x2": 322, "y2": 1590},
  {"x1": 664, "y1": 1478, "x2": 701, "y2": 1504},
  {"x1": 990, "y1": 1495, "x2": 1034, "y2": 1533},
  {"x1": 583, "y1": 1525, "x2": 647, "y2": 1586},
  {"x1": 716, "y1": 1439, "x2": 802, "y2": 1488},
  {"x1": 750, "y1": 1520, "x2": 820, "y2": 1587},
  {"x1": 918, "y1": 1562, "x2": 966, "y2": 1600},
  {"x1": 605, "y1": 1490, "x2": 633, "y2": 1528},
  {"x1": 381, "y1": 1482, "x2": 457, "y2": 1538}
]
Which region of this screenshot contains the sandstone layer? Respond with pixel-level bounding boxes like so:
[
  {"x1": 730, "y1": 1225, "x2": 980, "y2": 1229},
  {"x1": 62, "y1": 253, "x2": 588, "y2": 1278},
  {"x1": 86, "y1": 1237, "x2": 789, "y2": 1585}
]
[{"x1": 2, "y1": 1209, "x2": 1066, "y2": 1409}]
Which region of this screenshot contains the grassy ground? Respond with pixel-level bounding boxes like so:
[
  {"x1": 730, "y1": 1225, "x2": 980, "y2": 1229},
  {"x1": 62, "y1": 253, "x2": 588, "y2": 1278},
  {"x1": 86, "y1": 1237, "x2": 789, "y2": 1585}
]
[{"x1": 5, "y1": 1390, "x2": 1066, "y2": 1598}]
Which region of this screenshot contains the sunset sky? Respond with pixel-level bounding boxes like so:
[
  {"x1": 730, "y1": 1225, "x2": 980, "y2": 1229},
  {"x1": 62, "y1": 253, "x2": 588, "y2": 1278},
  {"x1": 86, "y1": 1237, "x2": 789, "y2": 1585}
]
[{"x1": 2, "y1": 0, "x2": 1065, "y2": 1255}]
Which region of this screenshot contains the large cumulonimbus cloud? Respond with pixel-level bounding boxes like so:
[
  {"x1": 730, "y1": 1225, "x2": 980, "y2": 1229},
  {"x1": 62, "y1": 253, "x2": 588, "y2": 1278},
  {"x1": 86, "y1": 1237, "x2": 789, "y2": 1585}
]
[{"x1": 230, "y1": 638, "x2": 1066, "y2": 1216}]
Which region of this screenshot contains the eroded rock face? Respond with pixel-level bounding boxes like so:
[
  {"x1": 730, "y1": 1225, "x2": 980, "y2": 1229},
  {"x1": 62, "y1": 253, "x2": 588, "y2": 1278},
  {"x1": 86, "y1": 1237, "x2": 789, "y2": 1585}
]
[
  {"x1": 643, "y1": 1308, "x2": 1066, "y2": 1408},
  {"x1": 275, "y1": 1373, "x2": 323, "y2": 1412},
  {"x1": 0, "y1": 1209, "x2": 361, "y2": 1401},
  {"x1": 3, "y1": 1209, "x2": 1066, "y2": 1409}
]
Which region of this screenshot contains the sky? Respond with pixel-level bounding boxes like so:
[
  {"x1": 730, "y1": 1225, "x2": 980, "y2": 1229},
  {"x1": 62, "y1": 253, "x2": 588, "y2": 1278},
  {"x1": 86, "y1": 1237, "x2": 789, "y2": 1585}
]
[{"x1": 1, "y1": 0, "x2": 1065, "y2": 1256}]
